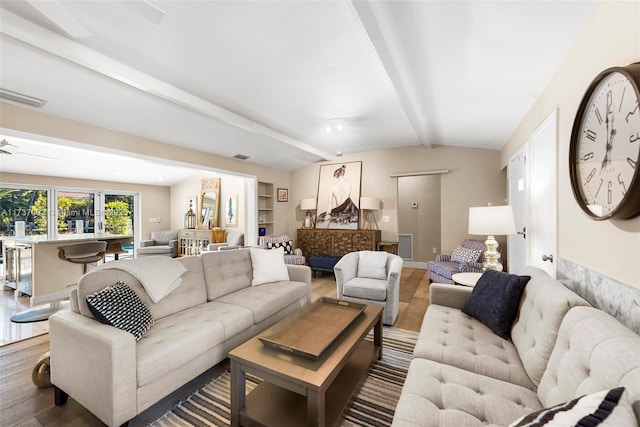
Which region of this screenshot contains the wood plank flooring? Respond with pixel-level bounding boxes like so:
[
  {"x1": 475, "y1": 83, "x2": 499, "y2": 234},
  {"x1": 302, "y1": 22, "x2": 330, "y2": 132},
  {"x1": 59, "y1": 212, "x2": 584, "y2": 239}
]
[{"x1": 0, "y1": 268, "x2": 429, "y2": 427}]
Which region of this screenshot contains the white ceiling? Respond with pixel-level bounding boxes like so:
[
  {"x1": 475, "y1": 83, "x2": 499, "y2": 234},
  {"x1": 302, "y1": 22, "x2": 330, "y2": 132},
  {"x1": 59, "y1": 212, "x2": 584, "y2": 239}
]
[{"x1": 0, "y1": 0, "x2": 601, "y2": 185}]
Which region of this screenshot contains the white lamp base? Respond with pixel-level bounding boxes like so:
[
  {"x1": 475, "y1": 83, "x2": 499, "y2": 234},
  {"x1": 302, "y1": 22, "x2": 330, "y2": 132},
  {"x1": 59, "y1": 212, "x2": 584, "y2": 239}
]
[{"x1": 482, "y1": 235, "x2": 503, "y2": 272}]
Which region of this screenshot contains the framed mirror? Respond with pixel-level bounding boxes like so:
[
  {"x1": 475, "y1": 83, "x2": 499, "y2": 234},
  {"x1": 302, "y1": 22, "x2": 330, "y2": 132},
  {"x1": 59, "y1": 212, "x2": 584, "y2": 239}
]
[{"x1": 200, "y1": 178, "x2": 221, "y2": 229}]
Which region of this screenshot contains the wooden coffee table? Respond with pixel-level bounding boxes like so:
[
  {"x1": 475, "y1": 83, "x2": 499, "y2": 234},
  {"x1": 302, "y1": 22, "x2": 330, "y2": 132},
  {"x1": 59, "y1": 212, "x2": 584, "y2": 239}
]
[{"x1": 229, "y1": 299, "x2": 383, "y2": 427}]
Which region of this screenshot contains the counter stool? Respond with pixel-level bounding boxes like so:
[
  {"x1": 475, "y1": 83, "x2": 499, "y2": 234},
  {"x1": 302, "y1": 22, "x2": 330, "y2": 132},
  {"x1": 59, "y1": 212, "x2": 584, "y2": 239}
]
[{"x1": 58, "y1": 241, "x2": 108, "y2": 274}]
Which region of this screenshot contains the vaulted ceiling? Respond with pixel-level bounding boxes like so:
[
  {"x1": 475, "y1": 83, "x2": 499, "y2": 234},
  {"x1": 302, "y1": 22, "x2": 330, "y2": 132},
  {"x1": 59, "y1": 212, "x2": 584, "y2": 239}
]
[{"x1": 0, "y1": 0, "x2": 601, "y2": 184}]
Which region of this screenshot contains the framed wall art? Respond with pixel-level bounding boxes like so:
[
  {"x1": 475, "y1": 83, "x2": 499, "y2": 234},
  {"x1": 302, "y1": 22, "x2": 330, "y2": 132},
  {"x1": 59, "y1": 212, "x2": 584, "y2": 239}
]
[
  {"x1": 224, "y1": 194, "x2": 238, "y2": 227},
  {"x1": 277, "y1": 188, "x2": 288, "y2": 202},
  {"x1": 315, "y1": 161, "x2": 362, "y2": 230}
]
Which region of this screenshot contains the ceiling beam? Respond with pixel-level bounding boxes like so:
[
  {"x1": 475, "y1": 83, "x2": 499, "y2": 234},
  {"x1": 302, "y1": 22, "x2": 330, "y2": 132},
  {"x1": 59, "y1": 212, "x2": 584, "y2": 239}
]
[
  {"x1": 350, "y1": 0, "x2": 432, "y2": 149},
  {"x1": 0, "y1": 10, "x2": 334, "y2": 161}
]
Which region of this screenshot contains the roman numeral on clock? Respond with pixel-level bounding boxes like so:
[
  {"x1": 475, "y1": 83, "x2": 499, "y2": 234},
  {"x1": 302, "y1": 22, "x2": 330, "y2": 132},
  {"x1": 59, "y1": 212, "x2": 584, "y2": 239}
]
[
  {"x1": 585, "y1": 129, "x2": 597, "y2": 142},
  {"x1": 628, "y1": 157, "x2": 637, "y2": 169}
]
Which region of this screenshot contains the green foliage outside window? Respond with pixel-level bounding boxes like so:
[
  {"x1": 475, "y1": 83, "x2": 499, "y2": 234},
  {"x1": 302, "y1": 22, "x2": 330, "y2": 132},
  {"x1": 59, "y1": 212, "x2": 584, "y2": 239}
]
[{"x1": 105, "y1": 200, "x2": 131, "y2": 235}]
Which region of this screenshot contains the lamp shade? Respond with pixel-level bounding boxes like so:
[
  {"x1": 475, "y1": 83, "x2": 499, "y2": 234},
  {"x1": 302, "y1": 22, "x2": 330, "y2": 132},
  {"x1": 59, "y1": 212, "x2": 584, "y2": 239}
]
[
  {"x1": 300, "y1": 198, "x2": 316, "y2": 210},
  {"x1": 360, "y1": 197, "x2": 380, "y2": 210},
  {"x1": 468, "y1": 205, "x2": 516, "y2": 235}
]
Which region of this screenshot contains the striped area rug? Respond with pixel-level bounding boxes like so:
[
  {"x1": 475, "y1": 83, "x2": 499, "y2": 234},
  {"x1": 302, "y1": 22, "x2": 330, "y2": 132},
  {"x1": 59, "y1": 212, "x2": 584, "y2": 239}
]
[{"x1": 151, "y1": 327, "x2": 418, "y2": 427}]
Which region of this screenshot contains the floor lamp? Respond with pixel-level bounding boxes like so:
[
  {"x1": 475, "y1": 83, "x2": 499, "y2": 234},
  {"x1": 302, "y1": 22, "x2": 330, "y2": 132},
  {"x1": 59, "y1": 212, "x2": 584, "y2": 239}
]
[
  {"x1": 468, "y1": 205, "x2": 516, "y2": 272},
  {"x1": 360, "y1": 197, "x2": 380, "y2": 230}
]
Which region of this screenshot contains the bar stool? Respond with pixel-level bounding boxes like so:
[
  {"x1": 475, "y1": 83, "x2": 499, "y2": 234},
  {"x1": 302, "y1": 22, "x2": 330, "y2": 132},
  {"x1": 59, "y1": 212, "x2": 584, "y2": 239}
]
[
  {"x1": 102, "y1": 238, "x2": 130, "y2": 261},
  {"x1": 57, "y1": 241, "x2": 108, "y2": 274}
]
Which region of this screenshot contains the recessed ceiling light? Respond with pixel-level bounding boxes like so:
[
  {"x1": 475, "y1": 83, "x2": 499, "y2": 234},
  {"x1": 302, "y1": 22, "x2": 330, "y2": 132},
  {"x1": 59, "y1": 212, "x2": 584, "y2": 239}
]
[{"x1": 157, "y1": 176, "x2": 166, "y2": 181}]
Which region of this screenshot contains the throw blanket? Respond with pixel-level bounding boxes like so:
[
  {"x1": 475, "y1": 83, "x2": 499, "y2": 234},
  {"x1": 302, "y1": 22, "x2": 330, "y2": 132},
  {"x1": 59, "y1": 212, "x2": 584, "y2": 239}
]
[{"x1": 99, "y1": 256, "x2": 188, "y2": 303}]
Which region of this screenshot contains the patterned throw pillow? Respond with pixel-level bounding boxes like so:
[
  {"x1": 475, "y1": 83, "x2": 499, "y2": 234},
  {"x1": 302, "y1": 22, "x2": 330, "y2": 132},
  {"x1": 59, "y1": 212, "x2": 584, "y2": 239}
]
[
  {"x1": 450, "y1": 245, "x2": 482, "y2": 263},
  {"x1": 267, "y1": 240, "x2": 293, "y2": 255},
  {"x1": 86, "y1": 281, "x2": 154, "y2": 341},
  {"x1": 508, "y1": 387, "x2": 634, "y2": 427}
]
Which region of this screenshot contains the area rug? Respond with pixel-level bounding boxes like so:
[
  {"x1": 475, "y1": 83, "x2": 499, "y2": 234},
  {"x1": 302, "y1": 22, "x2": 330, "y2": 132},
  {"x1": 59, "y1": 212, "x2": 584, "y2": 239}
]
[{"x1": 150, "y1": 327, "x2": 418, "y2": 427}]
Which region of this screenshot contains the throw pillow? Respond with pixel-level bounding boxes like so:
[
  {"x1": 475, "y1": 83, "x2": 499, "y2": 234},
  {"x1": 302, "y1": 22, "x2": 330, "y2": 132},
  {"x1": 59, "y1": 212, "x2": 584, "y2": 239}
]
[
  {"x1": 357, "y1": 251, "x2": 388, "y2": 280},
  {"x1": 250, "y1": 247, "x2": 289, "y2": 286},
  {"x1": 86, "y1": 281, "x2": 154, "y2": 342},
  {"x1": 451, "y1": 245, "x2": 483, "y2": 263},
  {"x1": 508, "y1": 387, "x2": 635, "y2": 427},
  {"x1": 267, "y1": 240, "x2": 293, "y2": 255},
  {"x1": 462, "y1": 269, "x2": 530, "y2": 339}
]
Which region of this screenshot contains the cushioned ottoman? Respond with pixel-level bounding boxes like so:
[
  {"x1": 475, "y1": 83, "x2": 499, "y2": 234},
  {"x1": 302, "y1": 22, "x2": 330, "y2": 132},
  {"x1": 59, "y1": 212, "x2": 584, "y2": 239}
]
[{"x1": 309, "y1": 254, "x2": 341, "y2": 277}]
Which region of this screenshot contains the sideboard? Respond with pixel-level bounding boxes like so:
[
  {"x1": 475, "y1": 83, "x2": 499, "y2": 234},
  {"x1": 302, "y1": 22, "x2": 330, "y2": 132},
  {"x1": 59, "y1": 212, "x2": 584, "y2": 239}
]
[
  {"x1": 297, "y1": 229, "x2": 381, "y2": 259},
  {"x1": 178, "y1": 228, "x2": 226, "y2": 256}
]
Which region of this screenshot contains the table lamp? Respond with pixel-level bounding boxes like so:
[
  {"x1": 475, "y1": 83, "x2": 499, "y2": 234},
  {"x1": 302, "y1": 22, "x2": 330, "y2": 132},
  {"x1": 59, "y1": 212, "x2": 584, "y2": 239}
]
[
  {"x1": 300, "y1": 198, "x2": 316, "y2": 228},
  {"x1": 468, "y1": 204, "x2": 516, "y2": 271},
  {"x1": 360, "y1": 197, "x2": 380, "y2": 230}
]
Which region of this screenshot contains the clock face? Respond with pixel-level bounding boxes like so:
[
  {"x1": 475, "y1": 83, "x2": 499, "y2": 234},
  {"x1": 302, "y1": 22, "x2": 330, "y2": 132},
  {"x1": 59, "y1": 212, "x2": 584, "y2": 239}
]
[{"x1": 572, "y1": 70, "x2": 640, "y2": 219}]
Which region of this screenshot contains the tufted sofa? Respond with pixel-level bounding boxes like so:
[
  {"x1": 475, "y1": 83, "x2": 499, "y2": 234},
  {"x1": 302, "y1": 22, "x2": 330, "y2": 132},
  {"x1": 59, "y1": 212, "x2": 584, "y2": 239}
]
[
  {"x1": 392, "y1": 266, "x2": 640, "y2": 426},
  {"x1": 49, "y1": 249, "x2": 311, "y2": 427}
]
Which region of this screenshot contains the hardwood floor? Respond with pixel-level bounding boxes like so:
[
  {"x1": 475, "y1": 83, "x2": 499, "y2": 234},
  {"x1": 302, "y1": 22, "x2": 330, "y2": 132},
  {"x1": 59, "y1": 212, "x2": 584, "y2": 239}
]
[{"x1": 0, "y1": 268, "x2": 429, "y2": 427}]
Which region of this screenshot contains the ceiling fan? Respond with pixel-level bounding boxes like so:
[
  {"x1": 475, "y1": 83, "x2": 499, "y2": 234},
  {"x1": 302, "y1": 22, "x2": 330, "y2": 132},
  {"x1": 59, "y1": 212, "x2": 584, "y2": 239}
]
[{"x1": 0, "y1": 139, "x2": 57, "y2": 160}]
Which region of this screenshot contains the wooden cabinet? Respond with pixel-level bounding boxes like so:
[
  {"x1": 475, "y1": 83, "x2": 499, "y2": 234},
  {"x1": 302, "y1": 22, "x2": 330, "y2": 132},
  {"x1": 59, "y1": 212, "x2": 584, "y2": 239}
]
[
  {"x1": 258, "y1": 181, "x2": 274, "y2": 237},
  {"x1": 297, "y1": 229, "x2": 381, "y2": 258},
  {"x1": 178, "y1": 229, "x2": 225, "y2": 256}
]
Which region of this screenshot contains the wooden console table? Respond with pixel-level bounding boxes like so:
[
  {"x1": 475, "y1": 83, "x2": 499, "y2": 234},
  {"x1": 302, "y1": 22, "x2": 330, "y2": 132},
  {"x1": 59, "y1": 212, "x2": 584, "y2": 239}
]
[{"x1": 297, "y1": 229, "x2": 381, "y2": 259}]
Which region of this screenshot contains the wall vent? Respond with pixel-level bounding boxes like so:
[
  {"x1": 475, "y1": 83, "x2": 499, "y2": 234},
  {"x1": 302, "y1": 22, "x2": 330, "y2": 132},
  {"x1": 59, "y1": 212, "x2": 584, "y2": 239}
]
[
  {"x1": 233, "y1": 154, "x2": 250, "y2": 160},
  {"x1": 398, "y1": 234, "x2": 413, "y2": 260}
]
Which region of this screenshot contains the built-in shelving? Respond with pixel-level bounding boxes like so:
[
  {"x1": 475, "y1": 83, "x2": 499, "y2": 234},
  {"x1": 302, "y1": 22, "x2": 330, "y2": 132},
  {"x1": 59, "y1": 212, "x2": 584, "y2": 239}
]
[{"x1": 258, "y1": 181, "x2": 274, "y2": 236}]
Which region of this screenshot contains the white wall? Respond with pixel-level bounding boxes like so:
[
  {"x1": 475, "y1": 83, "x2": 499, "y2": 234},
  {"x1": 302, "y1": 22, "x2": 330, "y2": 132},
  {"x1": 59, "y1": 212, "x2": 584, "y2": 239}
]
[{"x1": 501, "y1": 1, "x2": 640, "y2": 287}]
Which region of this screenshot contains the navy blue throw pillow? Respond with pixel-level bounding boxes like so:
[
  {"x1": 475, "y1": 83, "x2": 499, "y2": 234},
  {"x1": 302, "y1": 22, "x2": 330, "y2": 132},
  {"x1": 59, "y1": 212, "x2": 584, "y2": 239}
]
[{"x1": 462, "y1": 269, "x2": 530, "y2": 339}]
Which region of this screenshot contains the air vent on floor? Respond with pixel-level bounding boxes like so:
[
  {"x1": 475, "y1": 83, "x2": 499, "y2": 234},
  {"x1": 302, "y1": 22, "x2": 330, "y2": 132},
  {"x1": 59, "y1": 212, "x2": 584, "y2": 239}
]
[
  {"x1": 398, "y1": 234, "x2": 413, "y2": 260},
  {"x1": 233, "y1": 154, "x2": 250, "y2": 160}
]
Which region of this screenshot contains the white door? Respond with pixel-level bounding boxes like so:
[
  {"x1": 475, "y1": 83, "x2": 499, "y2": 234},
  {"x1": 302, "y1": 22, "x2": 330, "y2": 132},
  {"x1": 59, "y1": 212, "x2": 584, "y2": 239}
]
[
  {"x1": 530, "y1": 110, "x2": 558, "y2": 277},
  {"x1": 508, "y1": 145, "x2": 527, "y2": 274}
]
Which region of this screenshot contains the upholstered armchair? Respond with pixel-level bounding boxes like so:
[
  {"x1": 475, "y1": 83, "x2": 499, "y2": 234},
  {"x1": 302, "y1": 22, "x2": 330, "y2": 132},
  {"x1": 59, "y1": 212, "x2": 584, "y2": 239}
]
[
  {"x1": 335, "y1": 250, "x2": 403, "y2": 325},
  {"x1": 137, "y1": 230, "x2": 178, "y2": 258},
  {"x1": 261, "y1": 235, "x2": 305, "y2": 265},
  {"x1": 208, "y1": 231, "x2": 245, "y2": 251},
  {"x1": 426, "y1": 239, "x2": 485, "y2": 284}
]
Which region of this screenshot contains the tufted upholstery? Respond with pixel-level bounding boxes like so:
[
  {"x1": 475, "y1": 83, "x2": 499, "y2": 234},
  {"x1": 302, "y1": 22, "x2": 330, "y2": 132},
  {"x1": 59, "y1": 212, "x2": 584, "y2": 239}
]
[
  {"x1": 392, "y1": 359, "x2": 542, "y2": 427},
  {"x1": 392, "y1": 267, "x2": 639, "y2": 427},
  {"x1": 510, "y1": 266, "x2": 589, "y2": 386},
  {"x1": 50, "y1": 249, "x2": 312, "y2": 427},
  {"x1": 414, "y1": 304, "x2": 535, "y2": 390},
  {"x1": 537, "y1": 306, "x2": 640, "y2": 407},
  {"x1": 427, "y1": 239, "x2": 486, "y2": 284}
]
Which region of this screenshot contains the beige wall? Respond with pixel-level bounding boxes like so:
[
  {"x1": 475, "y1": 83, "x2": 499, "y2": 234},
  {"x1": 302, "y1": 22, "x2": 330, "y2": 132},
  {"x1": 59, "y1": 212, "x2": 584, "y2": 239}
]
[
  {"x1": 398, "y1": 175, "x2": 441, "y2": 262},
  {"x1": 0, "y1": 172, "x2": 170, "y2": 240},
  {"x1": 501, "y1": 1, "x2": 640, "y2": 287},
  {"x1": 289, "y1": 145, "x2": 507, "y2": 256}
]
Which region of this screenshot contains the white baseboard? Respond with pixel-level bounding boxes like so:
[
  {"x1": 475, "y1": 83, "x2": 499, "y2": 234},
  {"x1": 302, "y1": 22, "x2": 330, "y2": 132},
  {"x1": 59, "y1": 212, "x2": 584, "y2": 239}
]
[{"x1": 401, "y1": 261, "x2": 428, "y2": 269}]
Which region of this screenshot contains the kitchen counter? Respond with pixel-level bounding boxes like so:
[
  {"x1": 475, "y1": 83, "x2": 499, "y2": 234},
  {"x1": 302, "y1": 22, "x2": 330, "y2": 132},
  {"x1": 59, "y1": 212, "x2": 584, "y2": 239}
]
[{"x1": 2, "y1": 234, "x2": 133, "y2": 305}]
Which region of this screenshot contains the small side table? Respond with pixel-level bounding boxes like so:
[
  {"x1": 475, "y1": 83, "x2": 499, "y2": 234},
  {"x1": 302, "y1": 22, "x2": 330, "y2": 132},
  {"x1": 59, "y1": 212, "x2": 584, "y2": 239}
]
[
  {"x1": 377, "y1": 241, "x2": 399, "y2": 255},
  {"x1": 452, "y1": 272, "x2": 482, "y2": 287}
]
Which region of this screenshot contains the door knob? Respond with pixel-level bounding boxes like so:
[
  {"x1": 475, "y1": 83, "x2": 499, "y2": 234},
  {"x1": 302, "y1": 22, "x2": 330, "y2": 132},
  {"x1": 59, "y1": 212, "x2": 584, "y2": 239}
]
[
  {"x1": 542, "y1": 254, "x2": 554, "y2": 263},
  {"x1": 516, "y1": 227, "x2": 526, "y2": 239}
]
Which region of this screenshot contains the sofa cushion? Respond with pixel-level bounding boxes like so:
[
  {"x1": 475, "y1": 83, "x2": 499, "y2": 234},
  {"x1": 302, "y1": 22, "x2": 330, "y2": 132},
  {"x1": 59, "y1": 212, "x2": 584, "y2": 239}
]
[
  {"x1": 462, "y1": 270, "x2": 530, "y2": 339},
  {"x1": 85, "y1": 281, "x2": 154, "y2": 342},
  {"x1": 509, "y1": 387, "x2": 636, "y2": 427},
  {"x1": 427, "y1": 260, "x2": 464, "y2": 281},
  {"x1": 414, "y1": 304, "x2": 535, "y2": 390},
  {"x1": 510, "y1": 266, "x2": 590, "y2": 387},
  {"x1": 537, "y1": 306, "x2": 640, "y2": 408},
  {"x1": 342, "y1": 277, "x2": 388, "y2": 302},
  {"x1": 451, "y1": 245, "x2": 482, "y2": 263},
  {"x1": 357, "y1": 251, "x2": 388, "y2": 280},
  {"x1": 136, "y1": 301, "x2": 253, "y2": 387},
  {"x1": 150, "y1": 230, "x2": 178, "y2": 245},
  {"x1": 250, "y1": 247, "x2": 289, "y2": 286},
  {"x1": 392, "y1": 358, "x2": 542, "y2": 427},
  {"x1": 217, "y1": 280, "x2": 308, "y2": 324},
  {"x1": 201, "y1": 249, "x2": 252, "y2": 300}
]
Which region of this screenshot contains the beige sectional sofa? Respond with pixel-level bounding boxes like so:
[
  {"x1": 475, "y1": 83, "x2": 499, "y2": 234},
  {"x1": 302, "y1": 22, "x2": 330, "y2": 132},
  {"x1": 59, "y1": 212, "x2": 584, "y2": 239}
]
[
  {"x1": 49, "y1": 249, "x2": 311, "y2": 427},
  {"x1": 392, "y1": 266, "x2": 640, "y2": 426}
]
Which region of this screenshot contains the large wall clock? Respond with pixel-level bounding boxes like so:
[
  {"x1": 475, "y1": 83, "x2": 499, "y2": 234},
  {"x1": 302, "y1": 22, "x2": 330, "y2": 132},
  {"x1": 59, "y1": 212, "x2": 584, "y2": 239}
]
[{"x1": 569, "y1": 62, "x2": 640, "y2": 220}]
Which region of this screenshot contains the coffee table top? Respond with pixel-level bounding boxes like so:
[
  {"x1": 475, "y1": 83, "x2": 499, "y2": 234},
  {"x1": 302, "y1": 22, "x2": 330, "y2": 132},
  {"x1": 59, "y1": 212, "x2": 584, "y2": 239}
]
[{"x1": 229, "y1": 301, "x2": 382, "y2": 391}]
